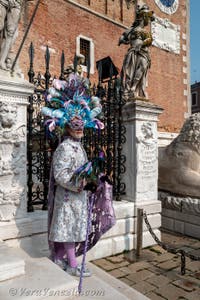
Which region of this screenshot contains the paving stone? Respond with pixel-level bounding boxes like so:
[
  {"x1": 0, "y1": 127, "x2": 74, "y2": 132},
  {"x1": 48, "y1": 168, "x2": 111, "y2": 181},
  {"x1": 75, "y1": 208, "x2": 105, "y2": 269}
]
[
  {"x1": 127, "y1": 261, "x2": 152, "y2": 273},
  {"x1": 147, "y1": 265, "x2": 166, "y2": 275},
  {"x1": 193, "y1": 271, "x2": 200, "y2": 280},
  {"x1": 146, "y1": 274, "x2": 171, "y2": 288},
  {"x1": 156, "y1": 283, "x2": 189, "y2": 300},
  {"x1": 118, "y1": 266, "x2": 132, "y2": 275},
  {"x1": 126, "y1": 270, "x2": 154, "y2": 283},
  {"x1": 157, "y1": 259, "x2": 180, "y2": 271},
  {"x1": 106, "y1": 254, "x2": 125, "y2": 263},
  {"x1": 92, "y1": 258, "x2": 116, "y2": 271},
  {"x1": 112, "y1": 260, "x2": 130, "y2": 268},
  {"x1": 172, "y1": 279, "x2": 198, "y2": 292},
  {"x1": 149, "y1": 245, "x2": 166, "y2": 254},
  {"x1": 191, "y1": 241, "x2": 200, "y2": 249},
  {"x1": 132, "y1": 281, "x2": 156, "y2": 294},
  {"x1": 188, "y1": 248, "x2": 200, "y2": 257},
  {"x1": 146, "y1": 292, "x2": 166, "y2": 300},
  {"x1": 154, "y1": 252, "x2": 177, "y2": 263},
  {"x1": 186, "y1": 261, "x2": 200, "y2": 272},
  {"x1": 119, "y1": 277, "x2": 134, "y2": 287},
  {"x1": 163, "y1": 269, "x2": 184, "y2": 281},
  {"x1": 108, "y1": 269, "x2": 125, "y2": 278},
  {"x1": 183, "y1": 290, "x2": 200, "y2": 300}
]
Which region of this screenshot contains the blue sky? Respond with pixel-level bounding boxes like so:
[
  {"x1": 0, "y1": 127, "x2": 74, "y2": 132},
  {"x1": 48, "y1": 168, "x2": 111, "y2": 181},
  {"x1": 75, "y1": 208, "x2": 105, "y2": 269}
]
[{"x1": 190, "y1": 0, "x2": 200, "y2": 83}]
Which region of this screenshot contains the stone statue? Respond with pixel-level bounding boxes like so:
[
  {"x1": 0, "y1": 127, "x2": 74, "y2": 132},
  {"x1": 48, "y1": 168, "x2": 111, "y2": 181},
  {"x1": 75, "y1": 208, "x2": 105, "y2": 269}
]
[
  {"x1": 0, "y1": 0, "x2": 22, "y2": 70},
  {"x1": 118, "y1": 4, "x2": 154, "y2": 100},
  {"x1": 0, "y1": 102, "x2": 17, "y2": 129},
  {"x1": 159, "y1": 113, "x2": 200, "y2": 198}
]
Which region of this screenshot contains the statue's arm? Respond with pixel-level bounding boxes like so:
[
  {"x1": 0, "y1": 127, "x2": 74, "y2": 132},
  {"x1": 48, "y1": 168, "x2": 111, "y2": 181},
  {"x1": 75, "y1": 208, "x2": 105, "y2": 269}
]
[{"x1": 142, "y1": 32, "x2": 153, "y2": 47}]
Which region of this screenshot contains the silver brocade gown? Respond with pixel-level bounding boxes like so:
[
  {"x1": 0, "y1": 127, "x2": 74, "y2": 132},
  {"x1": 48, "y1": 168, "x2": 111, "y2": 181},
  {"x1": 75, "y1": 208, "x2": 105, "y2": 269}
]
[{"x1": 49, "y1": 137, "x2": 88, "y2": 242}]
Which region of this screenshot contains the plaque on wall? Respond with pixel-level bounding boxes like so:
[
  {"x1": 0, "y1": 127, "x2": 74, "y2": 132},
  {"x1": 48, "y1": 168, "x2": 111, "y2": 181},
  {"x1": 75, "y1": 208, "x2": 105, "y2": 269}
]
[{"x1": 151, "y1": 16, "x2": 180, "y2": 54}]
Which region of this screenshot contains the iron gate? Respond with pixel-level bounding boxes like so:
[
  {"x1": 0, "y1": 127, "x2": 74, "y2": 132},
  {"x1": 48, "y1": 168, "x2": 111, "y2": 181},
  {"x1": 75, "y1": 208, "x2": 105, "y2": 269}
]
[{"x1": 27, "y1": 43, "x2": 126, "y2": 212}]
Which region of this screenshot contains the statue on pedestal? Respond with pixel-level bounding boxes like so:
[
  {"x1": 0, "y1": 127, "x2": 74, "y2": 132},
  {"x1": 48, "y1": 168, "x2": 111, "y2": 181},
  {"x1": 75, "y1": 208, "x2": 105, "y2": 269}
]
[
  {"x1": 119, "y1": 4, "x2": 154, "y2": 100},
  {"x1": 0, "y1": 0, "x2": 22, "y2": 71}
]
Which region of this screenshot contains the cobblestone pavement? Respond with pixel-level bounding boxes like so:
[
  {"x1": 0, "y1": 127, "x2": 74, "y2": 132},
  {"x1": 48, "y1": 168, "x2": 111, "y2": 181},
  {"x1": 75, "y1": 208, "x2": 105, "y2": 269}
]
[{"x1": 92, "y1": 230, "x2": 200, "y2": 300}]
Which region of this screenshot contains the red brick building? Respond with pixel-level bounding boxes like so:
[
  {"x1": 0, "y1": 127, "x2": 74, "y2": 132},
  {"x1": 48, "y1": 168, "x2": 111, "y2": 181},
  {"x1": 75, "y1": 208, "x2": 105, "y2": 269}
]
[{"x1": 16, "y1": 0, "x2": 190, "y2": 132}]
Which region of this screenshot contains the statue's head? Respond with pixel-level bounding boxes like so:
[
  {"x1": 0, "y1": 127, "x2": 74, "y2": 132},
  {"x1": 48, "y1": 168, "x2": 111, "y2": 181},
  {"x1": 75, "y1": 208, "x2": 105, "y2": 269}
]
[
  {"x1": 172, "y1": 113, "x2": 200, "y2": 154},
  {"x1": 136, "y1": 5, "x2": 155, "y2": 26},
  {"x1": 0, "y1": 102, "x2": 17, "y2": 129}
]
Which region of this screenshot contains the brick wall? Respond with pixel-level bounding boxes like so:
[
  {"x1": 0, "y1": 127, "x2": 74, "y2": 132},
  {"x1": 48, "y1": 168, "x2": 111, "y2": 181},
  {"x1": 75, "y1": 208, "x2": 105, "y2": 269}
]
[{"x1": 15, "y1": 0, "x2": 190, "y2": 132}]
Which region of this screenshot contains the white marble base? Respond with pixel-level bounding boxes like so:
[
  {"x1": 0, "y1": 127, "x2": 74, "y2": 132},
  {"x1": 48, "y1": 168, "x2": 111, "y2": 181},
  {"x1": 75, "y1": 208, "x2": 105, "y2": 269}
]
[
  {"x1": 0, "y1": 247, "x2": 147, "y2": 300},
  {"x1": 2, "y1": 200, "x2": 161, "y2": 261},
  {"x1": 0, "y1": 242, "x2": 25, "y2": 282}
]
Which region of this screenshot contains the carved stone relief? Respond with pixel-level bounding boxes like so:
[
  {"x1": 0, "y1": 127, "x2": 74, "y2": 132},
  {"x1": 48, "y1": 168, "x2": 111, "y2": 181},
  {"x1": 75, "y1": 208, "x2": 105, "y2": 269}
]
[
  {"x1": 159, "y1": 191, "x2": 200, "y2": 216},
  {"x1": 151, "y1": 16, "x2": 180, "y2": 54},
  {"x1": 137, "y1": 122, "x2": 157, "y2": 194}
]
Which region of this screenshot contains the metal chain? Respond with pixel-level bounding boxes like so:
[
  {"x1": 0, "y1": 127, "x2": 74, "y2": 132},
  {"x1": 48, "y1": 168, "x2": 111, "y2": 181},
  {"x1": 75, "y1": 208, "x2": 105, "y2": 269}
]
[{"x1": 143, "y1": 211, "x2": 200, "y2": 275}]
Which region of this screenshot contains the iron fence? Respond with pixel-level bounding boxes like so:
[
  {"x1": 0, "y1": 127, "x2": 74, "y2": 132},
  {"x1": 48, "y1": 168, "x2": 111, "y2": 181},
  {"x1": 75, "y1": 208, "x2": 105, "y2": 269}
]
[{"x1": 27, "y1": 43, "x2": 126, "y2": 212}]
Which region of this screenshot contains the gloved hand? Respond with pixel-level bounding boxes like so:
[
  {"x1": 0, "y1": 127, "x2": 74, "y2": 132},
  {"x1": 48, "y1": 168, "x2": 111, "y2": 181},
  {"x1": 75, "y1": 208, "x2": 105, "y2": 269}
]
[
  {"x1": 83, "y1": 181, "x2": 98, "y2": 193},
  {"x1": 100, "y1": 175, "x2": 112, "y2": 185}
]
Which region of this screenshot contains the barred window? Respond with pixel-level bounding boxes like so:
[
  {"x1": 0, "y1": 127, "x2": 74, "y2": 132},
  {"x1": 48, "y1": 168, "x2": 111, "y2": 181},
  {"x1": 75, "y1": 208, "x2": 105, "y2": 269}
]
[
  {"x1": 76, "y1": 35, "x2": 94, "y2": 74},
  {"x1": 80, "y1": 38, "x2": 90, "y2": 67}
]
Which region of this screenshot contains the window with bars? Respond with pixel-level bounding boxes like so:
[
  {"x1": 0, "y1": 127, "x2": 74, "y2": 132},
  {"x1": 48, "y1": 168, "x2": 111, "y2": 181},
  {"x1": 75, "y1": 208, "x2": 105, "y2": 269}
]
[
  {"x1": 76, "y1": 35, "x2": 94, "y2": 74},
  {"x1": 80, "y1": 38, "x2": 90, "y2": 67}
]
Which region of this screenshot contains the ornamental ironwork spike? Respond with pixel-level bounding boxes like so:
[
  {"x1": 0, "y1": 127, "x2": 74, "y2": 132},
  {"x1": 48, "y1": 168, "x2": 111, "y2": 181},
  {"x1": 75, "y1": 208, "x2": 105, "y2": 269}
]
[
  {"x1": 45, "y1": 45, "x2": 50, "y2": 69},
  {"x1": 60, "y1": 50, "x2": 65, "y2": 80},
  {"x1": 87, "y1": 53, "x2": 91, "y2": 79},
  {"x1": 28, "y1": 42, "x2": 35, "y2": 83},
  {"x1": 98, "y1": 60, "x2": 102, "y2": 83},
  {"x1": 29, "y1": 42, "x2": 34, "y2": 63},
  {"x1": 73, "y1": 54, "x2": 78, "y2": 73},
  {"x1": 109, "y1": 63, "x2": 114, "y2": 80}
]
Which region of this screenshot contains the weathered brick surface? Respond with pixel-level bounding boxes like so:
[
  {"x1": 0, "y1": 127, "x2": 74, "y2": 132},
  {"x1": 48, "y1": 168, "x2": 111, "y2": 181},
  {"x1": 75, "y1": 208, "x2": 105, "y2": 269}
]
[
  {"x1": 132, "y1": 281, "x2": 156, "y2": 294},
  {"x1": 16, "y1": 0, "x2": 189, "y2": 132},
  {"x1": 93, "y1": 231, "x2": 200, "y2": 300},
  {"x1": 126, "y1": 270, "x2": 154, "y2": 283},
  {"x1": 146, "y1": 274, "x2": 171, "y2": 288},
  {"x1": 146, "y1": 292, "x2": 166, "y2": 300},
  {"x1": 156, "y1": 283, "x2": 189, "y2": 299},
  {"x1": 157, "y1": 260, "x2": 180, "y2": 271},
  {"x1": 173, "y1": 279, "x2": 199, "y2": 292}
]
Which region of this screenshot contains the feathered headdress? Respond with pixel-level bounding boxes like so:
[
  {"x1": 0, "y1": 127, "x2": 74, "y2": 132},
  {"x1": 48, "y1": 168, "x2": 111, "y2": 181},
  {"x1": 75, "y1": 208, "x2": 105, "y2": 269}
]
[{"x1": 41, "y1": 73, "x2": 104, "y2": 137}]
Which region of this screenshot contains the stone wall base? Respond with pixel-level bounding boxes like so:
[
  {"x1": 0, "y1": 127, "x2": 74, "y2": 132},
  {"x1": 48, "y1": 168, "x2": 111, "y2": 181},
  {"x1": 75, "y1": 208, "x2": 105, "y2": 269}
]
[
  {"x1": 159, "y1": 191, "x2": 200, "y2": 239},
  {"x1": 1, "y1": 200, "x2": 161, "y2": 260}
]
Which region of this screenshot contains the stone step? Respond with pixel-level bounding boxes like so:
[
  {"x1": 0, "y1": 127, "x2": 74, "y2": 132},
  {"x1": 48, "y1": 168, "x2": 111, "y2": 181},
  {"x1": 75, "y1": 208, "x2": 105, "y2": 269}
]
[
  {"x1": 0, "y1": 242, "x2": 25, "y2": 282},
  {"x1": 0, "y1": 255, "x2": 78, "y2": 300},
  {"x1": 0, "y1": 245, "x2": 149, "y2": 300},
  {"x1": 78, "y1": 261, "x2": 150, "y2": 300}
]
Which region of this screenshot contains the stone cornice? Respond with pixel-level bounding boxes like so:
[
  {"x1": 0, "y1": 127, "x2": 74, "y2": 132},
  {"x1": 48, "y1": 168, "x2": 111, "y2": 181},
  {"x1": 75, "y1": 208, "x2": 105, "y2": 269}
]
[{"x1": 65, "y1": 0, "x2": 128, "y2": 29}]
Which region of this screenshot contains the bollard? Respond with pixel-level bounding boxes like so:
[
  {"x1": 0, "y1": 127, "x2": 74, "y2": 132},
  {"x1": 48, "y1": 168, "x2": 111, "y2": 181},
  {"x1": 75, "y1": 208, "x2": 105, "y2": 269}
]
[{"x1": 136, "y1": 208, "x2": 143, "y2": 257}]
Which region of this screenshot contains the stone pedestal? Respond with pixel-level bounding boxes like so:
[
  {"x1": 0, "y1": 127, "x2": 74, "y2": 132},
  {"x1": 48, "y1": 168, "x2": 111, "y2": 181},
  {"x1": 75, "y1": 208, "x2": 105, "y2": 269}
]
[
  {"x1": 122, "y1": 100, "x2": 163, "y2": 203},
  {"x1": 122, "y1": 100, "x2": 163, "y2": 247},
  {"x1": 0, "y1": 74, "x2": 33, "y2": 221}
]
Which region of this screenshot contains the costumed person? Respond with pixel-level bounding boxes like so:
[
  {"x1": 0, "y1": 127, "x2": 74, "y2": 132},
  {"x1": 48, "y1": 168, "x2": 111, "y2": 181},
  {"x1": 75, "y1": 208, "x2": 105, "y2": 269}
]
[
  {"x1": 118, "y1": 4, "x2": 154, "y2": 100},
  {"x1": 41, "y1": 71, "x2": 116, "y2": 283}
]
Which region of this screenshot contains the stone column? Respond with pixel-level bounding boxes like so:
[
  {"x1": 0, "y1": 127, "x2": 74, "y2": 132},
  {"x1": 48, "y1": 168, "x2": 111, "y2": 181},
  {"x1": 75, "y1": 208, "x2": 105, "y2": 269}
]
[
  {"x1": 0, "y1": 74, "x2": 34, "y2": 221},
  {"x1": 122, "y1": 99, "x2": 163, "y2": 247}
]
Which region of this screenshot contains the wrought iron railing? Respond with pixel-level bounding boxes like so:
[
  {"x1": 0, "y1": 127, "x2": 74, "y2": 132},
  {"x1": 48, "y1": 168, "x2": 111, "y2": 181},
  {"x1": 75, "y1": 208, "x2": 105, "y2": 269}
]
[{"x1": 27, "y1": 43, "x2": 126, "y2": 212}]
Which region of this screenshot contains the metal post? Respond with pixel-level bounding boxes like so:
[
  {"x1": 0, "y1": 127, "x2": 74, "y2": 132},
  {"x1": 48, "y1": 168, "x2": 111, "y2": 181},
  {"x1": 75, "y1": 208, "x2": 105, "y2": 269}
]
[{"x1": 136, "y1": 208, "x2": 143, "y2": 257}]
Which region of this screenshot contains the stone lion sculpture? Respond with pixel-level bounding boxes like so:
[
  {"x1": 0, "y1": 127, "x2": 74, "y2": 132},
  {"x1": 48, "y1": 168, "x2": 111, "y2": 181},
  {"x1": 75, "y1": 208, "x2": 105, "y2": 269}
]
[{"x1": 158, "y1": 113, "x2": 200, "y2": 198}]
